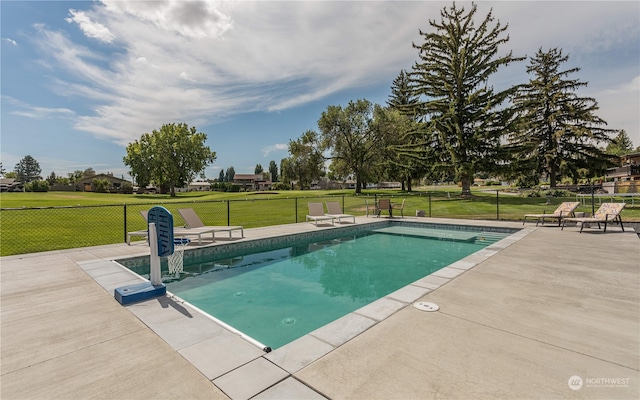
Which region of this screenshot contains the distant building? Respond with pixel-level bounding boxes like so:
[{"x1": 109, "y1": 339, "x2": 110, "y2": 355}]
[
  {"x1": 0, "y1": 178, "x2": 24, "y2": 192},
  {"x1": 233, "y1": 174, "x2": 272, "y2": 191},
  {"x1": 604, "y1": 152, "x2": 640, "y2": 193},
  {"x1": 76, "y1": 173, "x2": 131, "y2": 192},
  {"x1": 176, "y1": 180, "x2": 212, "y2": 192}
]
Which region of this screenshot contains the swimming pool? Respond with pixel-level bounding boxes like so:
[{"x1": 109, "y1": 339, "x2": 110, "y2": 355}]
[{"x1": 118, "y1": 222, "x2": 515, "y2": 350}]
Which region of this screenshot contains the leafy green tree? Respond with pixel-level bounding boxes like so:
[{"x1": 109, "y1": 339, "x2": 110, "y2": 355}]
[
  {"x1": 409, "y1": 2, "x2": 524, "y2": 196},
  {"x1": 47, "y1": 171, "x2": 57, "y2": 185},
  {"x1": 218, "y1": 169, "x2": 225, "y2": 182},
  {"x1": 280, "y1": 158, "x2": 292, "y2": 186},
  {"x1": 509, "y1": 48, "x2": 614, "y2": 187},
  {"x1": 25, "y1": 179, "x2": 49, "y2": 192},
  {"x1": 124, "y1": 123, "x2": 217, "y2": 197},
  {"x1": 0, "y1": 162, "x2": 5, "y2": 176},
  {"x1": 255, "y1": 164, "x2": 263, "y2": 174},
  {"x1": 225, "y1": 166, "x2": 235, "y2": 182},
  {"x1": 92, "y1": 178, "x2": 110, "y2": 193},
  {"x1": 286, "y1": 130, "x2": 325, "y2": 190},
  {"x1": 68, "y1": 170, "x2": 84, "y2": 186},
  {"x1": 83, "y1": 167, "x2": 96, "y2": 178},
  {"x1": 15, "y1": 155, "x2": 42, "y2": 183},
  {"x1": 269, "y1": 160, "x2": 278, "y2": 182},
  {"x1": 606, "y1": 130, "x2": 635, "y2": 157},
  {"x1": 318, "y1": 99, "x2": 391, "y2": 193}
]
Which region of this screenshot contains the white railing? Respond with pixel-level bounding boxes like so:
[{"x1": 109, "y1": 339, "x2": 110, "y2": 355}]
[{"x1": 576, "y1": 192, "x2": 639, "y2": 206}]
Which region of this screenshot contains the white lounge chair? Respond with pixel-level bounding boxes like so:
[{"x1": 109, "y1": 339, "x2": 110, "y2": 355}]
[
  {"x1": 127, "y1": 209, "x2": 222, "y2": 245},
  {"x1": 177, "y1": 208, "x2": 244, "y2": 241},
  {"x1": 306, "y1": 202, "x2": 334, "y2": 226},
  {"x1": 325, "y1": 201, "x2": 355, "y2": 223}
]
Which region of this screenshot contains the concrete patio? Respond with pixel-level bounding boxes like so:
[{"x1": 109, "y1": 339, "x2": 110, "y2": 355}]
[{"x1": 1, "y1": 217, "x2": 638, "y2": 399}]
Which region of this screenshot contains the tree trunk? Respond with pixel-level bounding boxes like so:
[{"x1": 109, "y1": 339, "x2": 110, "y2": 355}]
[
  {"x1": 460, "y1": 174, "x2": 472, "y2": 197},
  {"x1": 170, "y1": 185, "x2": 176, "y2": 197},
  {"x1": 549, "y1": 164, "x2": 557, "y2": 188},
  {"x1": 355, "y1": 174, "x2": 362, "y2": 194},
  {"x1": 407, "y1": 178, "x2": 412, "y2": 192}
]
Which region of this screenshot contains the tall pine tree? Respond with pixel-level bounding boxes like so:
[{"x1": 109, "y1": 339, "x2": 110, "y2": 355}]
[
  {"x1": 509, "y1": 48, "x2": 614, "y2": 187},
  {"x1": 409, "y1": 3, "x2": 523, "y2": 196},
  {"x1": 386, "y1": 69, "x2": 429, "y2": 191}
]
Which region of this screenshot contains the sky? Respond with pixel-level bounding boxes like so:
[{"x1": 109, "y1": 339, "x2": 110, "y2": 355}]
[{"x1": 1, "y1": 0, "x2": 639, "y2": 181}]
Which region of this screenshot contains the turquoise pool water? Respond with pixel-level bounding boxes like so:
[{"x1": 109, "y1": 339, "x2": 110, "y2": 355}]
[{"x1": 122, "y1": 225, "x2": 509, "y2": 350}]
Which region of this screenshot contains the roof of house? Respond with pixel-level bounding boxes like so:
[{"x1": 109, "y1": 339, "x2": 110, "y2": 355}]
[{"x1": 76, "y1": 174, "x2": 131, "y2": 184}]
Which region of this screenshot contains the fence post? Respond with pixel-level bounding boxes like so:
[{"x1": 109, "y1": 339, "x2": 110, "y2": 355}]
[
  {"x1": 123, "y1": 204, "x2": 128, "y2": 243},
  {"x1": 496, "y1": 190, "x2": 499, "y2": 220},
  {"x1": 227, "y1": 200, "x2": 231, "y2": 226},
  {"x1": 295, "y1": 198, "x2": 298, "y2": 223},
  {"x1": 428, "y1": 192, "x2": 432, "y2": 217},
  {"x1": 591, "y1": 183, "x2": 595, "y2": 216}
]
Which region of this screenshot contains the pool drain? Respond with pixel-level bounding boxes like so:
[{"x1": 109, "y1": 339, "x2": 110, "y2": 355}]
[
  {"x1": 414, "y1": 301, "x2": 440, "y2": 312},
  {"x1": 282, "y1": 317, "x2": 296, "y2": 325}
]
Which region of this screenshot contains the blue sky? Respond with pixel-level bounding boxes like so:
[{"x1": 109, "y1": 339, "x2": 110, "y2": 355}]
[{"x1": 2, "y1": 1, "x2": 639, "y2": 181}]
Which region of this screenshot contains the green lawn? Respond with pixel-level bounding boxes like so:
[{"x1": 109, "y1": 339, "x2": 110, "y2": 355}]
[{"x1": 1, "y1": 187, "x2": 637, "y2": 256}]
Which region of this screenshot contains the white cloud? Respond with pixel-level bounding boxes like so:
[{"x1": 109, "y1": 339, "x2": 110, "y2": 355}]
[
  {"x1": 179, "y1": 72, "x2": 196, "y2": 82},
  {"x1": 3, "y1": 96, "x2": 75, "y2": 119},
  {"x1": 604, "y1": 76, "x2": 640, "y2": 95},
  {"x1": 21, "y1": 0, "x2": 640, "y2": 150},
  {"x1": 101, "y1": 0, "x2": 233, "y2": 39},
  {"x1": 66, "y1": 9, "x2": 115, "y2": 43},
  {"x1": 262, "y1": 143, "x2": 288, "y2": 157},
  {"x1": 2, "y1": 37, "x2": 17, "y2": 46}
]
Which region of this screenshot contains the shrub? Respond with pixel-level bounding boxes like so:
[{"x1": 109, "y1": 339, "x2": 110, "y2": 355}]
[
  {"x1": 25, "y1": 180, "x2": 50, "y2": 192},
  {"x1": 120, "y1": 182, "x2": 134, "y2": 194},
  {"x1": 272, "y1": 182, "x2": 290, "y2": 190},
  {"x1": 92, "y1": 178, "x2": 110, "y2": 193}
]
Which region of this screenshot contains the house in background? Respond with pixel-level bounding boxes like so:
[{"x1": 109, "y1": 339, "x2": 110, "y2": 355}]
[
  {"x1": 233, "y1": 174, "x2": 272, "y2": 191},
  {"x1": 604, "y1": 151, "x2": 640, "y2": 193},
  {"x1": 0, "y1": 178, "x2": 24, "y2": 192},
  {"x1": 176, "y1": 180, "x2": 211, "y2": 192},
  {"x1": 76, "y1": 173, "x2": 131, "y2": 192}
]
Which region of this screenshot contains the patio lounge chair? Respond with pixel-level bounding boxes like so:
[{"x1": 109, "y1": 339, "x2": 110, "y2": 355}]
[
  {"x1": 376, "y1": 198, "x2": 392, "y2": 217},
  {"x1": 126, "y1": 210, "x2": 151, "y2": 245},
  {"x1": 177, "y1": 208, "x2": 244, "y2": 241},
  {"x1": 325, "y1": 201, "x2": 355, "y2": 223},
  {"x1": 561, "y1": 202, "x2": 625, "y2": 233},
  {"x1": 391, "y1": 199, "x2": 406, "y2": 218},
  {"x1": 306, "y1": 202, "x2": 334, "y2": 225},
  {"x1": 128, "y1": 209, "x2": 224, "y2": 245},
  {"x1": 523, "y1": 201, "x2": 580, "y2": 226}
]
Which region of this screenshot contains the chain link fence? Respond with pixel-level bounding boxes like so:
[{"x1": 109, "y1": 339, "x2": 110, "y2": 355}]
[{"x1": 2, "y1": 192, "x2": 636, "y2": 256}]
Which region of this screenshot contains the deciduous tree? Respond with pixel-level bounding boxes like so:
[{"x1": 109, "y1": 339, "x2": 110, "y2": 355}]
[
  {"x1": 286, "y1": 130, "x2": 325, "y2": 190},
  {"x1": 317, "y1": 99, "x2": 389, "y2": 193},
  {"x1": 123, "y1": 123, "x2": 217, "y2": 197}
]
